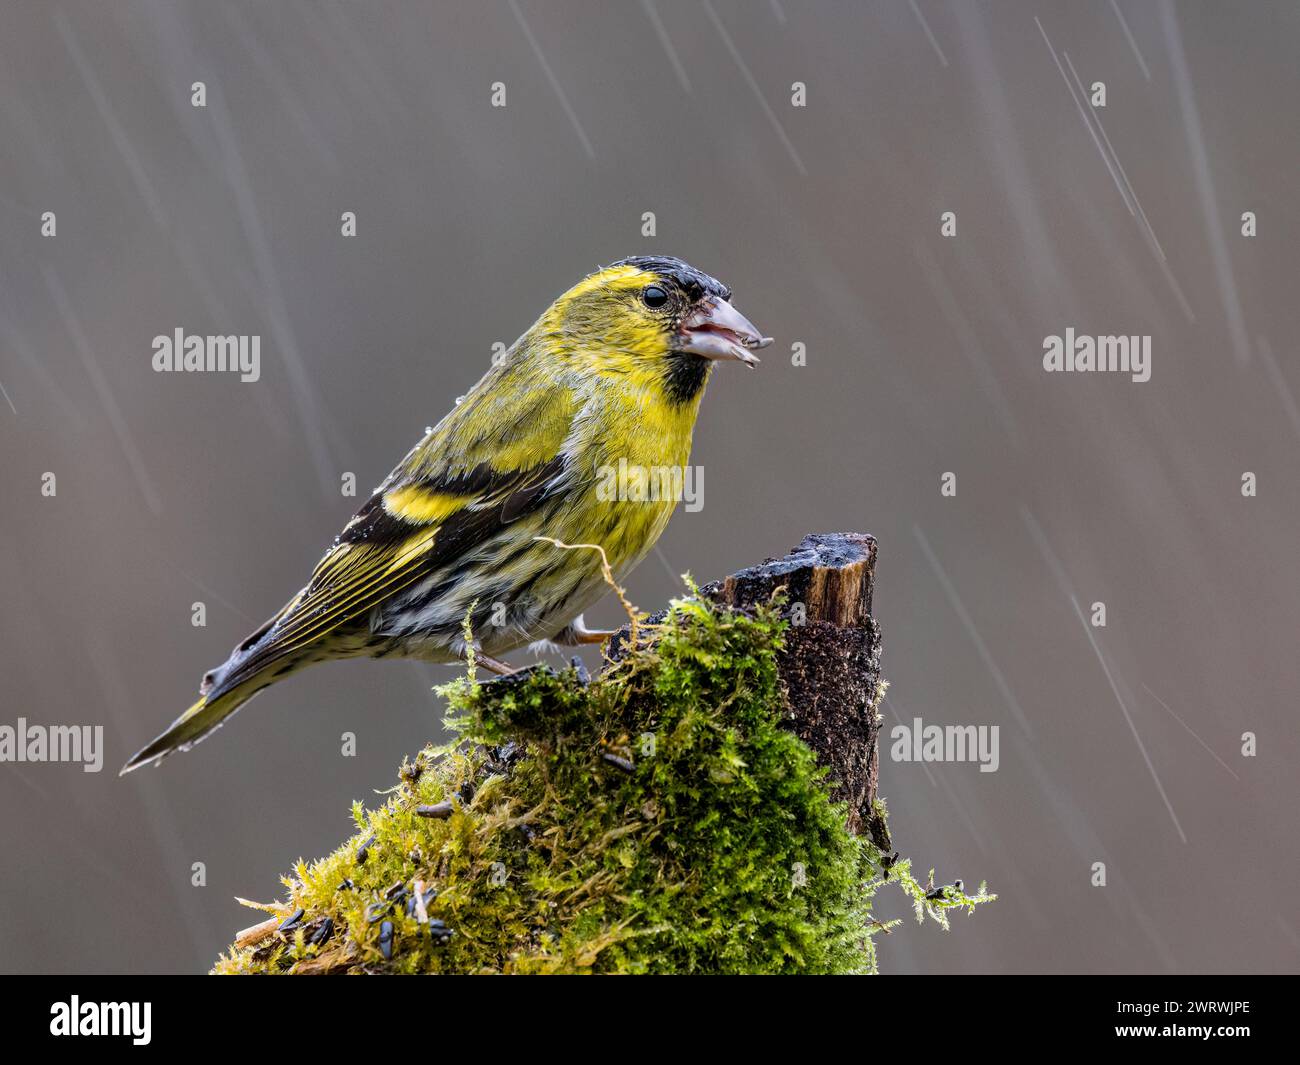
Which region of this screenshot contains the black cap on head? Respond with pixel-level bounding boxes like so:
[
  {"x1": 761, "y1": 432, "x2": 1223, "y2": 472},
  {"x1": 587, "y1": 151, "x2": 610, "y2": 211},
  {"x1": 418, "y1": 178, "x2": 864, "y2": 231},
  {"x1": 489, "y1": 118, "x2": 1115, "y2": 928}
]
[{"x1": 612, "y1": 255, "x2": 731, "y2": 303}]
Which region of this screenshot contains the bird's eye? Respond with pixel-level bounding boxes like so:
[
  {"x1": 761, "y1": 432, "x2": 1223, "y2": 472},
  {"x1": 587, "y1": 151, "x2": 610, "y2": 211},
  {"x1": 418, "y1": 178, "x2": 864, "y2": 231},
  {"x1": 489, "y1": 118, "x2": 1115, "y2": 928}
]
[{"x1": 642, "y1": 285, "x2": 669, "y2": 309}]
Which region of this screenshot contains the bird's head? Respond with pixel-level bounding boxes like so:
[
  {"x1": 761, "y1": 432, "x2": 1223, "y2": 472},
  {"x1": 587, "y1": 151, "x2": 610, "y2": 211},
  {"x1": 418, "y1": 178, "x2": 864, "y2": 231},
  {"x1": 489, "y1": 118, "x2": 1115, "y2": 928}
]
[{"x1": 540, "y1": 255, "x2": 771, "y2": 402}]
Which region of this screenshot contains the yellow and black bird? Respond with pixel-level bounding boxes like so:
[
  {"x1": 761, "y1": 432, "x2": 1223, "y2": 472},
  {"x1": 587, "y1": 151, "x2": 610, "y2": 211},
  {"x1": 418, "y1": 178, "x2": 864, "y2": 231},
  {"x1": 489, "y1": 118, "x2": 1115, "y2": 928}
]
[{"x1": 121, "y1": 256, "x2": 770, "y2": 774}]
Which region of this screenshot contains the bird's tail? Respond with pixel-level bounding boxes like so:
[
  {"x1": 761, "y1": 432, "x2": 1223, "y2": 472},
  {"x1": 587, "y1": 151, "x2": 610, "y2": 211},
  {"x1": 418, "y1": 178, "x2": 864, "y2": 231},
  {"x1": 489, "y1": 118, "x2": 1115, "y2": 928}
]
[{"x1": 119, "y1": 677, "x2": 264, "y2": 776}]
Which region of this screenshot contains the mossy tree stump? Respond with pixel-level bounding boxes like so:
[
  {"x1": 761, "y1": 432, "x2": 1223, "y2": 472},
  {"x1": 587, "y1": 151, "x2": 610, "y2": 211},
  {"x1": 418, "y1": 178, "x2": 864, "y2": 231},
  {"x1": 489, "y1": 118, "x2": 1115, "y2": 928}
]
[
  {"x1": 614, "y1": 532, "x2": 885, "y2": 839},
  {"x1": 213, "y1": 531, "x2": 969, "y2": 976}
]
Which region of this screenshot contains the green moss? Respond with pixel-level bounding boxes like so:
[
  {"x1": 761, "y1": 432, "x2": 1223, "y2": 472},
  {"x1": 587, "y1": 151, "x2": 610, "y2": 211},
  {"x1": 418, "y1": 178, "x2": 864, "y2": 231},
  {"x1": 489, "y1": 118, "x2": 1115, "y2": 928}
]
[{"x1": 214, "y1": 592, "x2": 992, "y2": 975}]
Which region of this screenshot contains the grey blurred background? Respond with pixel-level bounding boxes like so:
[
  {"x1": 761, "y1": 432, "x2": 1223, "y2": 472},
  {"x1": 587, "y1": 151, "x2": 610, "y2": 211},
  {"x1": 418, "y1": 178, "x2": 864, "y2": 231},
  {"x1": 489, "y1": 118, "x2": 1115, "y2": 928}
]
[{"x1": 1, "y1": 0, "x2": 1296, "y2": 975}]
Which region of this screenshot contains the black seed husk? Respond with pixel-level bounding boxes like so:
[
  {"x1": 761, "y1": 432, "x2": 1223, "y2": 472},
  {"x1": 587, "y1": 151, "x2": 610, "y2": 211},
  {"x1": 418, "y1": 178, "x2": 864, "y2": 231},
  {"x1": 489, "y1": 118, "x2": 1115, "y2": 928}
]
[
  {"x1": 309, "y1": 916, "x2": 334, "y2": 946},
  {"x1": 356, "y1": 834, "x2": 376, "y2": 864},
  {"x1": 570, "y1": 656, "x2": 590, "y2": 685}
]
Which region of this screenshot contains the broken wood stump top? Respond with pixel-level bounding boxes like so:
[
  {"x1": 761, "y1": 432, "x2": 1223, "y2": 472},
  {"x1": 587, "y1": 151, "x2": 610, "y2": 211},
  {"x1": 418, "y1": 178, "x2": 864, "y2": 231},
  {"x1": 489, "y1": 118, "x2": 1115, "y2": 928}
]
[{"x1": 701, "y1": 532, "x2": 876, "y2": 626}]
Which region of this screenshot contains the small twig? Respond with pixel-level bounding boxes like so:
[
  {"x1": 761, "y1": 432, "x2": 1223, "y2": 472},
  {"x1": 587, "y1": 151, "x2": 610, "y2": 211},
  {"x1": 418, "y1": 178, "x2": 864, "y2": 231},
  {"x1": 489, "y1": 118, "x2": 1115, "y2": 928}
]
[
  {"x1": 413, "y1": 879, "x2": 429, "y2": 925},
  {"x1": 533, "y1": 536, "x2": 639, "y2": 648},
  {"x1": 234, "y1": 916, "x2": 280, "y2": 949}
]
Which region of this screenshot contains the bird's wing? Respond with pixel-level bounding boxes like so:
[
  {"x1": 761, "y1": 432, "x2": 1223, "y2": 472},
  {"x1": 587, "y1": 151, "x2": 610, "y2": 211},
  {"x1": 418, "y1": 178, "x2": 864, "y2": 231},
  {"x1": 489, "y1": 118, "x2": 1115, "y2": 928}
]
[{"x1": 213, "y1": 371, "x2": 578, "y2": 692}]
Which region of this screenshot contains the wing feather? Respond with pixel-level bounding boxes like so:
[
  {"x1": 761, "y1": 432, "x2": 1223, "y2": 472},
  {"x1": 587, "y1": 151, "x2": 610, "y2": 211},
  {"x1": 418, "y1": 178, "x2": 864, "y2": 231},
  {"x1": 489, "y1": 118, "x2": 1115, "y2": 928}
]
[
  {"x1": 211, "y1": 356, "x2": 580, "y2": 693},
  {"x1": 215, "y1": 463, "x2": 569, "y2": 693}
]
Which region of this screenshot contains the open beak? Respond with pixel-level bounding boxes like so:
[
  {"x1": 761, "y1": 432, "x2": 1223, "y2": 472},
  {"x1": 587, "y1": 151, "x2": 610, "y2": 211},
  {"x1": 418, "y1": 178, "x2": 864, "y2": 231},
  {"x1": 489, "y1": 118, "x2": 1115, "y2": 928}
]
[{"x1": 675, "y1": 297, "x2": 773, "y2": 368}]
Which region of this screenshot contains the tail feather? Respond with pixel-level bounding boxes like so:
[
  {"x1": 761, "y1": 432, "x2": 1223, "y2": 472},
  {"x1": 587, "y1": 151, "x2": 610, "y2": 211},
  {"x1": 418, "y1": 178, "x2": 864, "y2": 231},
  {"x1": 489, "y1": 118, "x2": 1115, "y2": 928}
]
[{"x1": 119, "y1": 681, "x2": 263, "y2": 776}]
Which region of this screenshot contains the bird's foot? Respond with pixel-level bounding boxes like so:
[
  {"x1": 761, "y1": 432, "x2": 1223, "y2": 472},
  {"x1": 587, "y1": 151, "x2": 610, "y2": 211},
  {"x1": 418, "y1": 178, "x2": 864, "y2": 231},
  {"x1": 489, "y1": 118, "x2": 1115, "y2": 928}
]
[{"x1": 554, "y1": 614, "x2": 619, "y2": 646}]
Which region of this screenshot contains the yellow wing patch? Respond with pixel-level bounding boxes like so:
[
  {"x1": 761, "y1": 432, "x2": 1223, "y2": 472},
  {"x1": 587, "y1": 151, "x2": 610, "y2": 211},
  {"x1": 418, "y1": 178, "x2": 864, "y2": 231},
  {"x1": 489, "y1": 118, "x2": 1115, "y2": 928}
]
[{"x1": 383, "y1": 486, "x2": 468, "y2": 524}]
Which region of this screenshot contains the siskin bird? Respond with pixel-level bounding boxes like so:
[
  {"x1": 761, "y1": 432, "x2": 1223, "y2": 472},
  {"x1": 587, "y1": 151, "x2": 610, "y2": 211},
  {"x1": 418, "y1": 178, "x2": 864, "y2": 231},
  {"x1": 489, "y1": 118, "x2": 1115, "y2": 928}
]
[{"x1": 121, "y1": 256, "x2": 771, "y2": 774}]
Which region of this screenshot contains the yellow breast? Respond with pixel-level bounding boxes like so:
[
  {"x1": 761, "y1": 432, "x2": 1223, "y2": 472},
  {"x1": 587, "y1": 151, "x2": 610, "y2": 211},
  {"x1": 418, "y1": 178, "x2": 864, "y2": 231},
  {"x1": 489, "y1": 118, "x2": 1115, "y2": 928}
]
[{"x1": 563, "y1": 374, "x2": 705, "y2": 574}]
